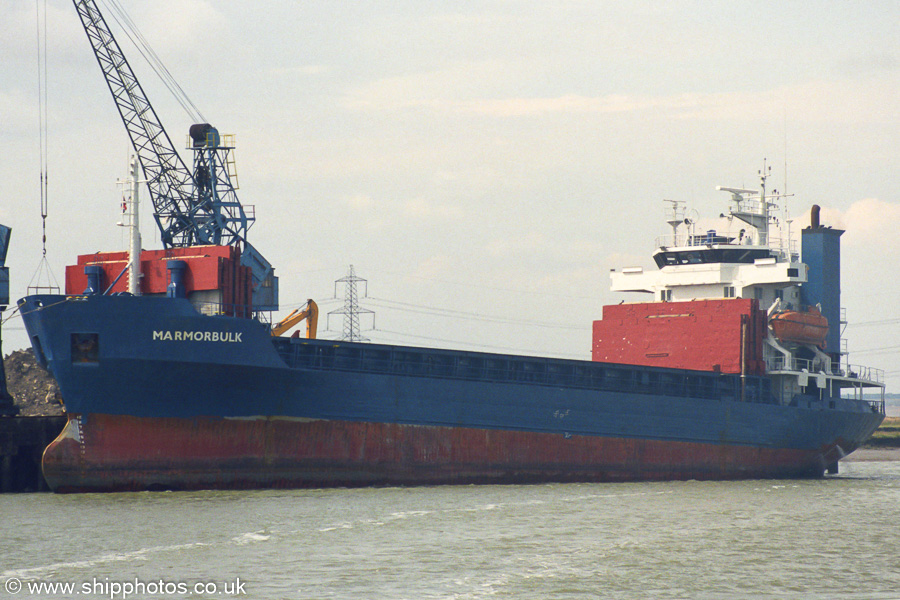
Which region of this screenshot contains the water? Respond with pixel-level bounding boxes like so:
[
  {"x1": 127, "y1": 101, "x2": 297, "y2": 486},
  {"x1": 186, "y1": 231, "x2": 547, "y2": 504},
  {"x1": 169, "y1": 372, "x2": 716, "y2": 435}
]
[{"x1": 2, "y1": 460, "x2": 899, "y2": 600}]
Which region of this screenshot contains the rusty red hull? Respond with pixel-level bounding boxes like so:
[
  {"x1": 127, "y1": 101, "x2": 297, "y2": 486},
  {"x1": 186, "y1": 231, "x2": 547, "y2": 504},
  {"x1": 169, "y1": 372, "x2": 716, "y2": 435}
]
[
  {"x1": 43, "y1": 413, "x2": 840, "y2": 493},
  {"x1": 21, "y1": 294, "x2": 881, "y2": 493}
]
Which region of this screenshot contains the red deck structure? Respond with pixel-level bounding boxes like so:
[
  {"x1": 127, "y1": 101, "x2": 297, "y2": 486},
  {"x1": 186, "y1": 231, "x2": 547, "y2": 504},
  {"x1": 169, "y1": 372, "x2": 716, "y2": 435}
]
[
  {"x1": 592, "y1": 298, "x2": 767, "y2": 375},
  {"x1": 65, "y1": 245, "x2": 252, "y2": 315}
]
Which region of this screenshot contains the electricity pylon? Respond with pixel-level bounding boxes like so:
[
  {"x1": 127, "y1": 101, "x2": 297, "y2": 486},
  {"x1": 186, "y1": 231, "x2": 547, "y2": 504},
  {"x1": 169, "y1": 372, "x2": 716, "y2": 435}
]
[{"x1": 328, "y1": 265, "x2": 375, "y2": 342}]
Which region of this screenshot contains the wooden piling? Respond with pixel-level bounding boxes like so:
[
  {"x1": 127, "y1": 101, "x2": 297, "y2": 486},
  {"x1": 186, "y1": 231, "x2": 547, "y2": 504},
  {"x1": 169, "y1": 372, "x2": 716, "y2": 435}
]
[{"x1": 0, "y1": 416, "x2": 67, "y2": 493}]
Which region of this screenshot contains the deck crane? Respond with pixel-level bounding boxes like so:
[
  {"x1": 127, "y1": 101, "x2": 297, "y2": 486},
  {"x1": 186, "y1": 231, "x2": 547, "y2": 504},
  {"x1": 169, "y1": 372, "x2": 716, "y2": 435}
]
[{"x1": 72, "y1": 0, "x2": 277, "y2": 310}]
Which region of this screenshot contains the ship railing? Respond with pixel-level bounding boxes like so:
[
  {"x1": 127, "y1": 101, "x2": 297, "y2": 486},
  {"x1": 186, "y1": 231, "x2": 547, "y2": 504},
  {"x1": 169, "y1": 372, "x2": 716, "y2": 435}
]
[
  {"x1": 842, "y1": 363, "x2": 885, "y2": 384},
  {"x1": 767, "y1": 356, "x2": 822, "y2": 374},
  {"x1": 275, "y1": 338, "x2": 783, "y2": 405},
  {"x1": 766, "y1": 356, "x2": 799, "y2": 372},
  {"x1": 766, "y1": 356, "x2": 885, "y2": 388},
  {"x1": 655, "y1": 233, "x2": 733, "y2": 248},
  {"x1": 654, "y1": 232, "x2": 794, "y2": 259},
  {"x1": 190, "y1": 299, "x2": 271, "y2": 323},
  {"x1": 861, "y1": 397, "x2": 887, "y2": 414}
]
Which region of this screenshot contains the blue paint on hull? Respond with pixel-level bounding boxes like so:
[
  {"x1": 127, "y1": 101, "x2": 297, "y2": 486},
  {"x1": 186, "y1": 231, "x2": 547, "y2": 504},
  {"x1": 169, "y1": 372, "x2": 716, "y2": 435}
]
[{"x1": 19, "y1": 294, "x2": 884, "y2": 490}]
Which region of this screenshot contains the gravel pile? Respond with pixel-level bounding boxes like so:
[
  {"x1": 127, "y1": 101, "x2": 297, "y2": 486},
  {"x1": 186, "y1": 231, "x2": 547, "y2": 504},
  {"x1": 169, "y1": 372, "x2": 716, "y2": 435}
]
[{"x1": 2, "y1": 349, "x2": 64, "y2": 416}]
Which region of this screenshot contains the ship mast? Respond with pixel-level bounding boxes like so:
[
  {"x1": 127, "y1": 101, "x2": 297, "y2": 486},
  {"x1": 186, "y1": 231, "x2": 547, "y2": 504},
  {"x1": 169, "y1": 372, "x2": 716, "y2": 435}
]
[
  {"x1": 716, "y1": 163, "x2": 773, "y2": 247},
  {"x1": 118, "y1": 155, "x2": 143, "y2": 295}
]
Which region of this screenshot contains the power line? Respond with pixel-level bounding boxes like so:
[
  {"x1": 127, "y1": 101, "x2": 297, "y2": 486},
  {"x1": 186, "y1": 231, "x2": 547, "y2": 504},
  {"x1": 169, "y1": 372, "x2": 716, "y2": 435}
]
[
  {"x1": 847, "y1": 318, "x2": 900, "y2": 328},
  {"x1": 367, "y1": 267, "x2": 599, "y2": 302},
  {"x1": 280, "y1": 297, "x2": 341, "y2": 311},
  {"x1": 374, "y1": 328, "x2": 588, "y2": 359},
  {"x1": 367, "y1": 297, "x2": 583, "y2": 330},
  {"x1": 851, "y1": 346, "x2": 900, "y2": 356}
]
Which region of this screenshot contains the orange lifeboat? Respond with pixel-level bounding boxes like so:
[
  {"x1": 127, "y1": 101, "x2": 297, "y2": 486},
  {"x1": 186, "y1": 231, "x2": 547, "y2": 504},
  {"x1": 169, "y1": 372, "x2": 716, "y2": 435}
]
[{"x1": 769, "y1": 306, "x2": 828, "y2": 347}]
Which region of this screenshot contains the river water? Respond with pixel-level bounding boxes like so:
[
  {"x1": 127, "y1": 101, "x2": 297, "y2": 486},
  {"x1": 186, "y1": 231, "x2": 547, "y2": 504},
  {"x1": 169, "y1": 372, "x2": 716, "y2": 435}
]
[{"x1": 2, "y1": 459, "x2": 899, "y2": 600}]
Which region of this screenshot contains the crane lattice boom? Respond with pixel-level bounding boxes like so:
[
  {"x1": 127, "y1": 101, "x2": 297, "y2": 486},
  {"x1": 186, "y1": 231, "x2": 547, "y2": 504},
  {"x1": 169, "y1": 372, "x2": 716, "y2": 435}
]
[
  {"x1": 74, "y1": 0, "x2": 255, "y2": 249},
  {"x1": 72, "y1": 0, "x2": 277, "y2": 310}
]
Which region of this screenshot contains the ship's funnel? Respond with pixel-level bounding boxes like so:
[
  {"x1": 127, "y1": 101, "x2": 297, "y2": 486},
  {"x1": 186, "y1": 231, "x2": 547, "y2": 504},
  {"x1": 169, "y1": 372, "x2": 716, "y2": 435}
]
[{"x1": 801, "y1": 216, "x2": 842, "y2": 360}]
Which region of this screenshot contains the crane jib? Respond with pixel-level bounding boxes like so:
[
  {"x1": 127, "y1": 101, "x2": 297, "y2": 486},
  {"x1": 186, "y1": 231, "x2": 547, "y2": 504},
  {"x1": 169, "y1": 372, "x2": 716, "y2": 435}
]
[{"x1": 72, "y1": 0, "x2": 278, "y2": 311}]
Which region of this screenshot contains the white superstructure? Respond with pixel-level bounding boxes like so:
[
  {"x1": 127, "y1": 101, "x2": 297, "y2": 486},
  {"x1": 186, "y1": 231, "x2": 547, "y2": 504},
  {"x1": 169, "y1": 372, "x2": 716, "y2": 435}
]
[
  {"x1": 609, "y1": 167, "x2": 884, "y2": 408},
  {"x1": 612, "y1": 168, "x2": 803, "y2": 308}
]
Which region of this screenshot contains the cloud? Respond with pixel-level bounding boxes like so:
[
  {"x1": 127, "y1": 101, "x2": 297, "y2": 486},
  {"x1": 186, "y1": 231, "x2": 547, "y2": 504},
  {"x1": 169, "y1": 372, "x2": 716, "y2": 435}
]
[
  {"x1": 0, "y1": 91, "x2": 38, "y2": 134},
  {"x1": 673, "y1": 79, "x2": 899, "y2": 124},
  {"x1": 409, "y1": 255, "x2": 456, "y2": 280},
  {"x1": 1, "y1": 3, "x2": 84, "y2": 64},
  {"x1": 452, "y1": 94, "x2": 663, "y2": 117},
  {"x1": 133, "y1": 0, "x2": 228, "y2": 51},
  {"x1": 403, "y1": 198, "x2": 463, "y2": 220},
  {"x1": 339, "y1": 60, "x2": 512, "y2": 112},
  {"x1": 341, "y1": 66, "x2": 668, "y2": 116},
  {"x1": 838, "y1": 52, "x2": 900, "y2": 76},
  {"x1": 341, "y1": 66, "x2": 897, "y2": 125},
  {"x1": 821, "y1": 198, "x2": 900, "y2": 249},
  {"x1": 602, "y1": 251, "x2": 651, "y2": 271},
  {"x1": 343, "y1": 194, "x2": 463, "y2": 221},
  {"x1": 345, "y1": 194, "x2": 375, "y2": 210},
  {"x1": 269, "y1": 65, "x2": 331, "y2": 77},
  {"x1": 485, "y1": 232, "x2": 548, "y2": 258},
  {"x1": 485, "y1": 232, "x2": 610, "y2": 262}
]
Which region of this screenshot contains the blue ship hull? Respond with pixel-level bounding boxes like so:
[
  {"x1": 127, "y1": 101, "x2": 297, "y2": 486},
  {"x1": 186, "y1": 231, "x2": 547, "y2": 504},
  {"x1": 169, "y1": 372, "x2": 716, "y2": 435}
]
[{"x1": 19, "y1": 294, "x2": 884, "y2": 492}]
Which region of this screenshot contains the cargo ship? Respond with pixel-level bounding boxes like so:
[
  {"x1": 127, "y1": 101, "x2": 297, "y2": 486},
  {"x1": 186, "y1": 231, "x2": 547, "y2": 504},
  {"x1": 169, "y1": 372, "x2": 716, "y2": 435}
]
[
  {"x1": 19, "y1": 170, "x2": 886, "y2": 492},
  {"x1": 19, "y1": 1, "x2": 885, "y2": 492}
]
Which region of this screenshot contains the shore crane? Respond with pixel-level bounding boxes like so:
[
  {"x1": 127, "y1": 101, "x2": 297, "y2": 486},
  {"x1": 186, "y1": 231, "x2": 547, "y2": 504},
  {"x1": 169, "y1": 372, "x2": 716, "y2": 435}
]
[{"x1": 72, "y1": 0, "x2": 277, "y2": 310}]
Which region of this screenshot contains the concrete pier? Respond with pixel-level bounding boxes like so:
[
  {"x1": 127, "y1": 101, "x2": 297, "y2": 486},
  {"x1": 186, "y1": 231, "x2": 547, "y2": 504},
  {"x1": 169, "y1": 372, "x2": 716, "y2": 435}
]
[{"x1": 0, "y1": 416, "x2": 66, "y2": 493}]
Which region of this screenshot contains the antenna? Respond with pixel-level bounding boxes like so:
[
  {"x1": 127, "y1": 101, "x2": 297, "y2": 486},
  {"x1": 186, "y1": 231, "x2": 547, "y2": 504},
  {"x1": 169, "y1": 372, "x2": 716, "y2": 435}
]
[
  {"x1": 328, "y1": 265, "x2": 375, "y2": 342},
  {"x1": 758, "y1": 160, "x2": 772, "y2": 246},
  {"x1": 783, "y1": 107, "x2": 789, "y2": 199},
  {"x1": 663, "y1": 199, "x2": 684, "y2": 240}
]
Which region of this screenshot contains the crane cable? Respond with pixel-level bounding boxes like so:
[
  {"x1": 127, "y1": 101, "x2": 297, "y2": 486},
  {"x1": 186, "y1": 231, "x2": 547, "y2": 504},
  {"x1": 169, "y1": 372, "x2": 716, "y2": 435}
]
[
  {"x1": 99, "y1": 0, "x2": 206, "y2": 123},
  {"x1": 37, "y1": 0, "x2": 48, "y2": 256},
  {"x1": 28, "y1": 0, "x2": 60, "y2": 294}
]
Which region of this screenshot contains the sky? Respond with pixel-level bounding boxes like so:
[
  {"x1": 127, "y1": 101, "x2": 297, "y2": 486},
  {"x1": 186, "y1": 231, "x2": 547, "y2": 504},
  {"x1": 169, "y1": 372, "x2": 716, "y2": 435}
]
[{"x1": 1, "y1": 1, "x2": 898, "y2": 389}]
